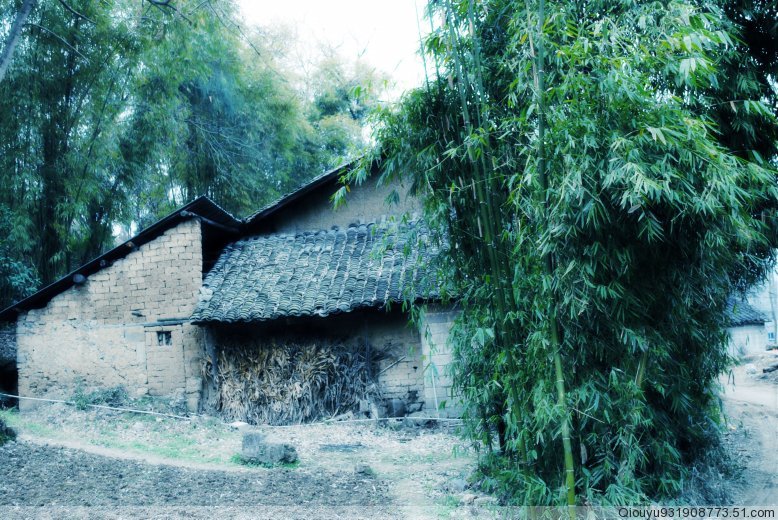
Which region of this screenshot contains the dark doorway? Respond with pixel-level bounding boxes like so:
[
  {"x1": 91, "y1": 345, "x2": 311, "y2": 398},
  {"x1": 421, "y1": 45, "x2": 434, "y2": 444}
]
[{"x1": 0, "y1": 362, "x2": 17, "y2": 408}]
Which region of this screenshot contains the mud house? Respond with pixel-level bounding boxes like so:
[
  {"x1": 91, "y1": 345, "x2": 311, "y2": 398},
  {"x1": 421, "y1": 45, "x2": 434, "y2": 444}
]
[
  {"x1": 0, "y1": 164, "x2": 459, "y2": 420},
  {"x1": 727, "y1": 297, "x2": 768, "y2": 357}
]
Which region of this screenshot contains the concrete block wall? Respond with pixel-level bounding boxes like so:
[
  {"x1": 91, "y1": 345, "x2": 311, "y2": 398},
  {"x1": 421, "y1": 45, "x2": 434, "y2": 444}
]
[
  {"x1": 16, "y1": 219, "x2": 205, "y2": 411},
  {"x1": 420, "y1": 305, "x2": 461, "y2": 417}
]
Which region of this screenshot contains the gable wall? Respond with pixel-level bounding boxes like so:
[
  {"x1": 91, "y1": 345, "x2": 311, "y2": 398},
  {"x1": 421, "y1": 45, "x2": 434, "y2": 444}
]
[
  {"x1": 262, "y1": 178, "x2": 422, "y2": 234},
  {"x1": 16, "y1": 219, "x2": 205, "y2": 411}
]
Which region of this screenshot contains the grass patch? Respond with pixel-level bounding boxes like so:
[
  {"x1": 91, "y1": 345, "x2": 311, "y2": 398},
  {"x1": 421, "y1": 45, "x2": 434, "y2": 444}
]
[
  {"x1": 0, "y1": 417, "x2": 16, "y2": 445},
  {"x1": 72, "y1": 384, "x2": 128, "y2": 411},
  {"x1": 0, "y1": 408, "x2": 59, "y2": 438},
  {"x1": 2, "y1": 403, "x2": 243, "y2": 467},
  {"x1": 433, "y1": 493, "x2": 461, "y2": 519}
]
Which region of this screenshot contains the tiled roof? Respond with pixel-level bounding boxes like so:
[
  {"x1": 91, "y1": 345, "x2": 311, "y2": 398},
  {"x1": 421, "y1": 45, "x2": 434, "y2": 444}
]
[
  {"x1": 727, "y1": 297, "x2": 767, "y2": 327},
  {"x1": 191, "y1": 221, "x2": 440, "y2": 323}
]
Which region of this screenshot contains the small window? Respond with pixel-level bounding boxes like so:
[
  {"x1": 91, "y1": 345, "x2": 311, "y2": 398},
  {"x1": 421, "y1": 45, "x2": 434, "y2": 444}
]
[
  {"x1": 768, "y1": 332, "x2": 775, "y2": 342},
  {"x1": 156, "y1": 331, "x2": 172, "y2": 346}
]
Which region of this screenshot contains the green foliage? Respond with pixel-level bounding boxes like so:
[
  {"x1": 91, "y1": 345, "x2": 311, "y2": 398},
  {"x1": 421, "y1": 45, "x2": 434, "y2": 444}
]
[
  {"x1": 71, "y1": 384, "x2": 128, "y2": 411},
  {"x1": 359, "y1": 0, "x2": 778, "y2": 506},
  {"x1": 0, "y1": 205, "x2": 38, "y2": 305},
  {"x1": 0, "y1": 1, "x2": 378, "y2": 302},
  {"x1": 0, "y1": 417, "x2": 16, "y2": 446}
]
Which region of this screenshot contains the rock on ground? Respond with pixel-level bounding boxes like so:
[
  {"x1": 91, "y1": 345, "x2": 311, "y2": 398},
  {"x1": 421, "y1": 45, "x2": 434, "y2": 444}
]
[{"x1": 241, "y1": 432, "x2": 298, "y2": 465}]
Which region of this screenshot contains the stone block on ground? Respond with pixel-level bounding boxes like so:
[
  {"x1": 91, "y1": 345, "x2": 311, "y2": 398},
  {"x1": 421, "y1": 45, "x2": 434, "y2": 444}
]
[
  {"x1": 474, "y1": 496, "x2": 499, "y2": 506},
  {"x1": 354, "y1": 463, "x2": 375, "y2": 476},
  {"x1": 448, "y1": 478, "x2": 468, "y2": 493},
  {"x1": 460, "y1": 493, "x2": 477, "y2": 505},
  {"x1": 403, "y1": 411, "x2": 433, "y2": 428},
  {"x1": 241, "y1": 432, "x2": 298, "y2": 465}
]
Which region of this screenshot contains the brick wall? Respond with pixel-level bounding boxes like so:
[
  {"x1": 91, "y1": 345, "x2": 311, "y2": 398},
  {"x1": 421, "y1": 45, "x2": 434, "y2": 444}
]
[
  {"x1": 420, "y1": 305, "x2": 461, "y2": 417},
  {"x1": 16, "y1": 219, "x2": 205, "y2": 411},
  {"x1": 364, "y1": 313, "x2": 425, "y2": 404}
]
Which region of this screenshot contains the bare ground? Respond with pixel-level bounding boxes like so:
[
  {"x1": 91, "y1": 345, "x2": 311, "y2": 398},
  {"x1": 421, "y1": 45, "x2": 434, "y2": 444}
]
[
  {"x1": 0, "y1": 408, "x2": 482, "y2": 519},
  {"x1": 2, "y1": 354, "x2": 775, "y2": 519},
  {"x1": 720, "y1": 351, "x2": 778, "y2": 506},
  {"x1": 0, "y1": 441, "x2": 397, "y2": 517}
]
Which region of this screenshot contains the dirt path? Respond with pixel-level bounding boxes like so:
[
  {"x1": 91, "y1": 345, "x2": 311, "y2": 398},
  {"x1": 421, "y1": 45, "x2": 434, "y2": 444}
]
[
  {"x1": 16, "y1": 432, "x2": 254, "y2": 473},
  {"x1": 720, "y1": 354, "x2": 778, "y2": 506}
]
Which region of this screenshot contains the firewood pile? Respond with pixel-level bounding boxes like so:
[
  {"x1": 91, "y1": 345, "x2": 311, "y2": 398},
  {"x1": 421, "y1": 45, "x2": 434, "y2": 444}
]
[{"x1": 206, "y1": 339, "x2": 384, "y2": 425}]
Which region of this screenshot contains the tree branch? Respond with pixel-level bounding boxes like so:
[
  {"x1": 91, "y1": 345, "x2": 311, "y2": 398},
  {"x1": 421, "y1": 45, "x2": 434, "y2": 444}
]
[
  {"x1": 25, "y1": 23, "x2": 88, "y2": 61},
  {"x1": 57, "y1": 0, "x2": 94, "y2": 24},
  {"x1": 145, "y1": 0, "x2": 194, "y2": 24}
]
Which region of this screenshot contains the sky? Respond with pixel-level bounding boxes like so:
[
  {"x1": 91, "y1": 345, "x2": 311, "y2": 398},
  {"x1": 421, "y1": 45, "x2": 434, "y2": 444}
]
[{"x1": 237, "y1": 0, "x2": 428, "y2": 98}]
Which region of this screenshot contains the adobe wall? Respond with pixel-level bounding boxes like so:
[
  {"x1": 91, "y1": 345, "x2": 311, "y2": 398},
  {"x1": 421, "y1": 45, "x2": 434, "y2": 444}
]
[
  {"x1": 204, "y1": 309, "x2": 428, "y2": 416},
  {"x1": 264, "y1": 178, "x2": 422, "y2": 234},
  {"x1": 16, "y1": 219, "x2": 205, "y2": 411},
  {"x1": 420, "y1": 305, "x2": 461, "y2": 418}
]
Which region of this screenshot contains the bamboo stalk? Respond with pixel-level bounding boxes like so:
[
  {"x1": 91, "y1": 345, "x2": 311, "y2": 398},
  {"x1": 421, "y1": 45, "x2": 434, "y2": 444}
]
[
  {"x1": 636, "y1": 349, "x2": 649, "y2": 389},
  {"x1": 443, "y1": 0, "x2": 533, "y2": 485},
  {"x1": 534, "y1": 0, "x2": 576, "y2": 510}
]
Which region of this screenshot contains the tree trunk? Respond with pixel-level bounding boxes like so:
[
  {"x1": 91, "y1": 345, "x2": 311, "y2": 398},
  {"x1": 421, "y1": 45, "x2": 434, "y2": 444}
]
[{"x1": 0, "y1": 0, "x2": 37, "y2": 83}]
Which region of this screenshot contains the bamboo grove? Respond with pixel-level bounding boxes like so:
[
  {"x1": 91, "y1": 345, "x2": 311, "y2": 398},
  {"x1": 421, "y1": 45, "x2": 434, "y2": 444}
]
[
  {"x1": 357, "y1": 0, "x2": 778, "y2": 505},
  {"x1": 0, "y1": 0, "x2": 381, "y2": 308}
]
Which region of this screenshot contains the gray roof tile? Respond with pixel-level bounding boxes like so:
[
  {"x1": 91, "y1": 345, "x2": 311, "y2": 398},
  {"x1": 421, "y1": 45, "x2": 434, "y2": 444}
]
[
  {"x1": 727, "y1": 297, "x2": 767, "y2": 327},
  {"x1": 191, "y1": 221, "x2": 439, "y2": 323}
]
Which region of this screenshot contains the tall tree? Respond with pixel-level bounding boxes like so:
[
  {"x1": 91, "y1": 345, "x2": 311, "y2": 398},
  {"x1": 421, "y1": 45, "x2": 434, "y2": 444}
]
[
  {"x1": 0, "y1": 0, "x2": 142, "y2": 283},
  {"x1": 358, "y1": 0, "x2": 778, "y2": 505},
  {"x1": 0, "y1": 0, "x2": 36, "y2": 82},
  {"x1": 0, "y1": 0, "x2": 376, "y2": 304}
]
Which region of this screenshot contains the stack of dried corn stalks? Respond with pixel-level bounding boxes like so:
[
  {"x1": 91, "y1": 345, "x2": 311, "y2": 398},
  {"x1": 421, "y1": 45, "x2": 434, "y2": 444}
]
[{"x1": 207, "y1": 339, "x2": 383, "y2": 425}]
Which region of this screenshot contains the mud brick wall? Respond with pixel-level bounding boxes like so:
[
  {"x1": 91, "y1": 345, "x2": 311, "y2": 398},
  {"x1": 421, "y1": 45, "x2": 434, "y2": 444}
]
[
  {"x1": 263, "y1": 178, "x2": 422, "y2": 234},
  {"x1": 16, "y1": 219, "x2": 205, "y2": 411},
  {"x1": 420, "y1": 305, "x2": 461, "y2": 418},
  {"x1": 365, "y1": 313, "x2": 425, "y2": 404}
]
